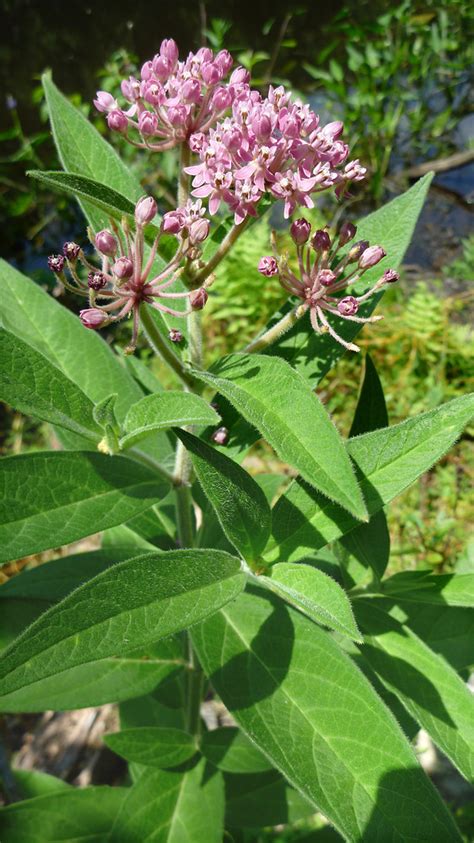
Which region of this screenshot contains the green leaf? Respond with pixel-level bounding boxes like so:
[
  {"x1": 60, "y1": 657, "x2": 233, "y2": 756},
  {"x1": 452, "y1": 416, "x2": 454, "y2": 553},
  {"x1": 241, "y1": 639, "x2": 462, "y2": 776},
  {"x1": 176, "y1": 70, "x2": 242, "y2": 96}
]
[
  {"x1": 12, "y1": 769, "x2": 71, "y2": 800},
  {"x1": 0, "y1": 549, "x2": 245, "y2": 711},
  {"x1": 267, "y1": 393, "x2": 474, "y2": 563},
  {"x1": 176, "y1": 429, "x2": 271, "y2": 561},
  {"x1": 0, "y1": 451, "x2": 168, "y2": 565},
  {"x1": 264, "y1": 174, "x2": 434, "y2": 385},
  {"x1": 0, "y1": 787, "x2": 128, "y2": 843},
  {"x1": 264, "y1": 562, "x2": 362, "y2": 641},
  {"x1": 0, "y1": 328, "x2": 100, "y2": 442},
  {"x1": 355, "y1": 600, "x2": 474, "y2": 781},
  {"x1": 349, "y1": 353, "x2": 388, "y2": 437},
  {"x1": 393, "y1": 603, "x2": 474, "y2": 672},
  {"x1": 104, "y1": 727, "x2": 197, "y2": 769},
  {"x1": 338, "y1": 510, "x2": 391, "y2": 587},
  {"x1": 192, "y1": 586, "x2": 461, "y2": 841},
  {"x1": 225, "y1": 770, "x2": 313, "y2": 828},
  {"x1": 192, "y1": 353, "x2": 368, "y2": 521},
  {"x1": 120, "y1": 392, "x2": 219, "y2": 450},
  {"x1": 42, "y1": 73, "x2": 142, "y2": 231},
  {"x1": 0, "y1": 260, "x2": 142, "y2": 423},
  {"x1": 28, "y1": 170, "x2": 141, "y2": 228},
  {"x1": 109, "y1": 760, "x2": 224, "y2": 843},
  {"x1": 382, "y1": 571, "x2": 474, "y2": 607},
  {"x1": 202, "y1": 727, "x2": 272, "y2": 773}
]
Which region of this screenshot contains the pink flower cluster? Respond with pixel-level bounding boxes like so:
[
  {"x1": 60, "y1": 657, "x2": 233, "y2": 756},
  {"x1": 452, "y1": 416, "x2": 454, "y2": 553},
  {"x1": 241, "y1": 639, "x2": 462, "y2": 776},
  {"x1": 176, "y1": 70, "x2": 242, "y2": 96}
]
[
  {"x1": 94, "y1": 39, "x2": 243, "y2": 151},
  {"x1": 258, "y1": 219, "x2": 398, "y2": 351},
  {"x1": 185, "y1": 88, "x2": 366, "y2": 223}
]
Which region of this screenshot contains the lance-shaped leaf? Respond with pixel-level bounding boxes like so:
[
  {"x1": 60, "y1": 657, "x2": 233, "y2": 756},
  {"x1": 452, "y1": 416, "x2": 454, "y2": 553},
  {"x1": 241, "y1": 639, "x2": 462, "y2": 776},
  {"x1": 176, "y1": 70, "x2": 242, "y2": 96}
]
[
  {"x1": 0, "y1": 328, "x2": 100, "y2": 442},
  {"x1": 0, "y1": 451, "x2": 168, "y2": 566},
  {"x1": 265, "y1": 174, "x2": 433, "y2": 384},
  {"x1": 109, "y1": 760, "x2": 224, "y2": 843},
  {"x1": 225, "y1": 770, "x2": 313, "y2": 828},
  {"x1": 390, "y1": 603, "x2": 474, "y2": 672},
  {"x1": 120, "y1": 392, "x2": 219, "y2": 450},
  {"x1": 192, "y1": 353, "x2": 368, "y2": 521},
  {"x1": 29, "y1": 169, "x2": 136, "y2": 223},
  {"x1": 0, "y1": 786, "x2": 128, "y2": 843},
  {"x1": 267, "y1": 393, "x2": 474, "y2": 562},
  {"x1": 355, "y1": 599, "x2": 474, "y2": 782},
  {"x1": 192, "y1": 586, "x2": 461, "y2": 842},
  {"x1": 202, "y1": 727, "x2": 272, "y2": 773},
  {"x1": 12, "y1": 769, "x2": 71, "y2": 799},
  {"x1": 0, "y1": 549, "x2": 245, "y2": 711},
  {"x1": 263, "y1": 562, "x2": 362, "y2": 641},
  {"x1": 382, "y1": 571, "x2": 474, "y2": 607},
  {"x1": 176, "y1": 429, "x2": 271, "y2": 561},
  {"x1": 42, "y1": 73, "x2": 142, "y2": 231},
  {"x1": 349, "y1": 353, "x2": 388, "y2": 437},
  {"x1": 104, "y1": 727, "x2": 198, "y2": 769}
]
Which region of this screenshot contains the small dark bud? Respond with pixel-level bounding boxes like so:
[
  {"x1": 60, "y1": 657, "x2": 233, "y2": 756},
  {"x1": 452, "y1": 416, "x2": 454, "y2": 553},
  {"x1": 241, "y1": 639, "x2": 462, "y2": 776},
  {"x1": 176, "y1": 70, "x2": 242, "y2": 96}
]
[
  {"x1": 311, "y1": 229, "x2": 331, "y2": 251},
  {"x1": 290, "y1": 218, "x2": 311, "y2": 245},
  {"x1": 347, "y1": 240, "x2": 370, "y2": 263},
  {"x1": 48, "y1": 254, "x2": 65, "y2": 273},
  {"x1": 358, "y1": 245, "x2": 386, "y2": 269},
  {"x1": 88, "y1": 271, "x2": 107, "y2": 291},
  {"x1": 62, "y1": 242, "x2": 80, "y2": 261},
  {"x1": 169, "y1": 328, "x2": 183, "y2": 343},
  {"x1": 338, "y1": 222, "x2": 357, "y2": 246},
  {"x1": 382, "y1": 269, "x2": 399, "y2": 284},
  {"x1": 212, "y1": 426, "x2": 229, "y2": 446},
  {"x1": 189, "y1": 287, "x2": 208, "y2": 310}
]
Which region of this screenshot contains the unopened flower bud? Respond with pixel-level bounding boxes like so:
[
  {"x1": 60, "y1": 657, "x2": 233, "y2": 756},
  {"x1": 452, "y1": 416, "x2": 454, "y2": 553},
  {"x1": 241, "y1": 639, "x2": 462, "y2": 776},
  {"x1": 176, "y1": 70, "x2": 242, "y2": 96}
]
[
  {"x1": 290, "y1": 218, "x2": 311, "y2": 245},
  {"x1": 211, "y1": 86, "x2": 232, "y2": 111},
  {"x1": 62, "y1": 242, "x2": 80, "y2": 261},
  {"x1": 338, "y1": 296, "x2": 359, "y2": 316},
  {"x1": 160, "y1": 38, "x2": 179, "y2": 66},
  {"x1": 201, "y1": 62, "x2": 221, "y2": 87},
  {"x1": 88, "y1": 271, "x2": 107, "y2": 290},
  {"x1": 182, "y1": 79, "x2": 202, "y2": 104},
  {"x1": 48, "y1": 254, "x2": 65, "y2": 273},
  {"x1": 107, "y1": 110, "x2": 128, "y2": 133},
  {"x1": 338, "y1": 221, "x2": 357, "y2": 246},
  {"x1": 215, "y1": 50, "x2": 233, "y2": 75},
  {"x1": 359, "y1": 245, "x2": 386, "y2": 269},
  {"x1": 162, "y1": 211, "x2": 184, "y2": 234},
  {"x1": 230, "y1": 67, "x2": 250, "y2": 85},
  {"x1": 95, "y1": 229, "x2": 117, "y2": 257},
  {"x1": 312, "y1": 230, "x2": 331, "y2": 251},
  {"x1": 189, "y1": 288, "x2": 208, "y2": 310},
  {"x1": 94, "y1": 91, "x2": 116, "y2": 113},
  {"x1": 189, "y1": 218, "x2": 210, "y2": 244},
  {"x1": 347, "y1": 240, "x2": 370, "y2": 263},
  {"x1": 258, "y1": 256, "x2": 278, "y2": 277},
  {"x1": 169, "y1": 328, "x2": 183, "y2": 343},
  {"x1": 382, "y1": 269, "x2": 399, "y2": 284},
  {"x1": 139, "y1": 111, "x2": 158, "y2": 137},
  {"x1": 113, "y1": 256, "x2": 134, "y2": 279},
  {"x1": 135, "y1": 196, "x2": 157, "y2": 225},
  {"x1": 319, "y1": 269, "x2": 337, "y2": 287},
  {"x1": 212, "y1": 426, "x2": 229, "y2": 446},
  {"x1": 80, "y1": 308, "x2": 107, "y2": 329}
]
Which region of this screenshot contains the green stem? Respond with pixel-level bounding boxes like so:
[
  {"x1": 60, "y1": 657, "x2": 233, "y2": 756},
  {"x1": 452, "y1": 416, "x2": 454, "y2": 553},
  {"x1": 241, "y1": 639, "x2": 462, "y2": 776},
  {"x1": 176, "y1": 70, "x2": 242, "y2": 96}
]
[
  {"x1": 244, "y1": 304, "x2": 305, "y2": 353},
  {"x1": 140, "y1": 305, "x2": 195, "y2": 388},
  {"x1": 190, "y1": 217, "x2": 250, "y2": 288},
  {"x1": 127, "y1": 446, "x2": 177, "y2": 486},
  {"x1": 178, "y1": 143, "x2": 191, "y2": 208}
]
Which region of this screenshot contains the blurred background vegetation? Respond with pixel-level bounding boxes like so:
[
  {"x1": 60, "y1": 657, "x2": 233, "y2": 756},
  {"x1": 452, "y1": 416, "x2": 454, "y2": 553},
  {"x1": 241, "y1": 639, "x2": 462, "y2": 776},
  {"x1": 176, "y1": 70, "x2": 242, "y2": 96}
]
[{"x1": 0, "y1": 1, "x2": 473, "y2": 834}]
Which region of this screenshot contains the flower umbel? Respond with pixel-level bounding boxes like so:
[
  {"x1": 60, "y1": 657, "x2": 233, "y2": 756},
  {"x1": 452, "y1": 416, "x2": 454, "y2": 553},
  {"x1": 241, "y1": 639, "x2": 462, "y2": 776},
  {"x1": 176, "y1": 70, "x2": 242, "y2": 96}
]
[
  {"x1": 48, "y1": 195, "x2": 212, "y2": 353},
  {"x1": 259, "y1": 219, "x2": 398, "y2": 352}
]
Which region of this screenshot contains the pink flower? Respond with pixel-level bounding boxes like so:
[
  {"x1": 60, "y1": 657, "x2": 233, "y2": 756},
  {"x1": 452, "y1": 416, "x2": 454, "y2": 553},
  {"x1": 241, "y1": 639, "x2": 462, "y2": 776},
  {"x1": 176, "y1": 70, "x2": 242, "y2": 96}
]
[
  {"x1": 258, "y1": 256, "x2": 278, "y2": 277},
  {"x1": 135, "y1": 196, "x2": 157, "y2": 225}
]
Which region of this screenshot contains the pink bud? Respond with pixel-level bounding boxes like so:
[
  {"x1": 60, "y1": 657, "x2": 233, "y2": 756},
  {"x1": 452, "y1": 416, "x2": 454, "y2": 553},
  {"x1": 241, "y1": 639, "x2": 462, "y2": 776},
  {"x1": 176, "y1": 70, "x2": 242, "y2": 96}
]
[
  {"x1": 319, "y1": 269, "x2": 337, "y2": 287},
  {"x1": 94, "y1": 91, "x2": 116, "y2": 113},
  {"x1": 290, "y1": 218, "x2": 311, "y2": 245},
  {"x1": 348, "y1": 240, "x2": 370, "y2": 262},
  {"x1": 135, "y1": 196, "x2": 157, "y2": 225},
  {"x1": 312, "y1": 230, "x2": 331, "y2": 252},
  {"x1": 230, "y1": 67, "x2": 250, "y2": 85},
  {"x1": 201, "y1": 62, "x2": 221, "y2": 87},
  {"x1": 107, "y1": 110, "x2": 128, "y2": 133},
  {"x1": 162, "y1": 211, "x2": 184, "y2": 234},
  {"x1": 359, "y1": 245, "x2": 386, "y2": 269},
  {"x1": 95, "y1": 229, "x2": 117, "y2": 257},
  {"x1": 80, "y1": 308, "x2": 107, "y2": 329},
  {"x1": 251, "y1": 113, "x2": 272, "y2": 140},
  {"x1": 215, "y1": 50, "x2": 233, "y2": 75},
  {"x1": 189, "y1": 288, "x2": 208, "y2": 310},
  {"x1": 139, "y1": 111, "x2": 158, "y2": 137},
  {"x1": 121, "y1": 77, "x2": 141, "y2": 101},
  {"x1": 48, "y1": 254, "x2": 65, "y2": 273},
  {"x1": 182, "y1": 79, "x2": 202, "y2": 104},
  {"x1": 168, "y1": 105, "x2": 188, "y2": 127},
  {"x1": 142, "y1": 81, "x2": 165, "y2": 107},
  {"x1": 323, "y1": 120, "x2": 344, "y2": 140},
  {"x1": 189, "y1": 218, "x2": 210, "y2": 244},
  {"x1": 383, "y1": 269, "x2": 399, "y2": 283},
  {"x1": 152, "y1": 55, "x2": 171, "y2": 81},
  {"x1": 141, "y1": 60, "x2": 154, "y2": 80},
  {"x1": 113, "y1": 257, "x2": 134, "y2": 279},
  {"x1": 160, "y1": 38, "x2": 179, "y2": 66},
  {"x1": 211, "y1": 426, "x2": 229, "y2": 446},
  {"x1": 195, "y1": 47, "x2": 213, "y2": 64},
  {"x1": 88, "y1": 271, "x2": 107, "y2": 290},
  {"x1": 338, "y1": 221, "x2": 357, "y2": 246},
  {"x1": 337, "y1": 296, "x2": 359, "y2": 316},
  {"x1": 258, "y1": 256, "x2": 278, "y2": 277},
  {"x1": 211, "y1": 87, "x2": 232, "y2": 112},
  {"x1": 62, "y1": 242, "x2": 80, "y2": 261},
  {"x1": 169, "y1": 328, "x2": 183, "y2": 343}
]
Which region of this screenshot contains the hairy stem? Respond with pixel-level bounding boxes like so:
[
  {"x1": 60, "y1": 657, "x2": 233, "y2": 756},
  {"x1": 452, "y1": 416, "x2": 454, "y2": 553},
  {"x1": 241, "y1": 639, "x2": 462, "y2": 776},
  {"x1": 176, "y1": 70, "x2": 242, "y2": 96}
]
[
  {"x1": 140, "y1": 305, "x2": 195, "y2": 388},
  {"x1": 189, "y1": 217, "x2": 250, "y2": 288},
  {"x1": 244, "y1": 304, "x2": 306, "y2": 353},
  {"x1": 178, "y1": 142, "x2": 191, "y2": 208}
]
